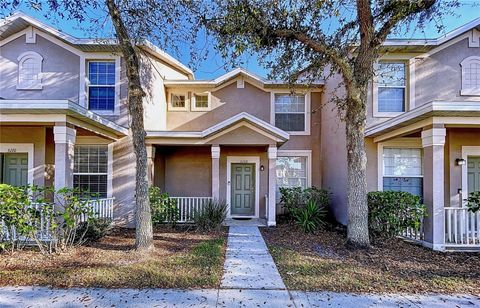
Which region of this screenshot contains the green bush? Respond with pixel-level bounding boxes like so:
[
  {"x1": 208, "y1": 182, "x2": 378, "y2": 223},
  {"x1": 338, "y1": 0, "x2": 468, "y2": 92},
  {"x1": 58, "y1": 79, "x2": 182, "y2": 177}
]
[
  {"x1": 368, "y1": 191, "x2": 426, "y2": 241},
  {"x1": 279, "y1": 186, "x2": 329, "y2": 220},
  {"x1": 149, "y1": 187, "x2": 179, "y2": 226},
  {"x1": 193, "y1": 200, "x2": 227, "y2": 231},
  {"x1": 466, "y1": 191, "x2": 480, "y2": 213},
  {"x1": 75, "y1": 218, "x2": 112, "y2": 243},
  {"x1": 294, "y1": 199, "x2": 326, "y2": 233}
]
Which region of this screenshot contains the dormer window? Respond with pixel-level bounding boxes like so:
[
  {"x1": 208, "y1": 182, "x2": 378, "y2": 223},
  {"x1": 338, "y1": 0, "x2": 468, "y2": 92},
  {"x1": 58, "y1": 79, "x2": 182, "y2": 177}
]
[
  {"x1": 17, "y1": 51, "x2": 43, "y2": 90},
  {"x1": 460, "y1": 56, "x2": 480, "y2": 96},
  {"x1": 169, "y1": 93, "x2": 188, "y2": 111},
  {"x1": 191, "y1": 93, "x2": 211, "y2": 111}
]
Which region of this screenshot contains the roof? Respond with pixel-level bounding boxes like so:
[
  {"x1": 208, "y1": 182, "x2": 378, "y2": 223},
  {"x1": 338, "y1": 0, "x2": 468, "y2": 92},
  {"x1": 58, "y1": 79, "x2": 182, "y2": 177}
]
[
  {"x1": 164, "y1": 67, "x2": 325, "y2": 89},
  {"x1": 365, "y1": 101, "x2": 480, "y2": 138},
  {"x1": 147, "y1": 112, "x2": 290, "y2": 143},
  {"x1": 0, "y1": 12, "x2": 194, "y2": 79},
  {"x1": 0, "y1": 99, "x2": 129, "y2": 139}
]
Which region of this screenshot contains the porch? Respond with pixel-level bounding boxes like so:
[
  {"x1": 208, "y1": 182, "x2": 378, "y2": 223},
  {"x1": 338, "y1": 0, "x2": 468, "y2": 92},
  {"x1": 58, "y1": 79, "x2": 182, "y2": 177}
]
[{"x1": 366, "y1": 101, "x2": 480, "y2": 251}]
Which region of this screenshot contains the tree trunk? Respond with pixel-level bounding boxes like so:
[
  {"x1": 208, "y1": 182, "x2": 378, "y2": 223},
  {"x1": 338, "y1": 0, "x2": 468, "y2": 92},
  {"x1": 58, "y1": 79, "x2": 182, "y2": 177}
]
[
  {"x1": 106, "y1": 0, "x2": 153, "y2": 251},
  {"x1": 345, "y1": 90, "x2": 370, "y2": 248}
]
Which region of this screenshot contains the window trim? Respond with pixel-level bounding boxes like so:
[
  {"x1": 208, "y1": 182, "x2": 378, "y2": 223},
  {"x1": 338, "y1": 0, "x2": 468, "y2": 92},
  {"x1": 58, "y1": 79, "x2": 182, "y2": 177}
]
[
  {"x1": 16, "y1": 51, "x2": 43, "y2": 90},
  {"x1": 276, "y1": 150, "x2": 312, "y2": 189},
  {"x1": 270, "y1": 91, "x2": 311, "y2": 135},
  {"x1": 168, "y1": 92, "x2": 189, "y2": 111},
  {"x1": 373, "y1": 60, "x2": 412, "y2": 118},
  {"x1": 74, "y1": 139, "x2": 113, "y2": 198},
  {"x1": 86, "y1": 58, "x2": 120, "y2": 116},
  {"x1": 191, "y1": 92, "x2": 211, "y2": 111},
  {"x1": 460, "y1": 56, "x2": 480, "y2": 96},
  {"x1": 377, "y1": 138, "x2": 423, "y2": 191}
]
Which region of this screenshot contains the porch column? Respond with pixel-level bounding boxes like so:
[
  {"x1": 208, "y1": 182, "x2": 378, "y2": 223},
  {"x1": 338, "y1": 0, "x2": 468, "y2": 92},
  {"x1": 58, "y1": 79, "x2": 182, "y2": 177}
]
[
  {"x1": 421, "y1": 127, "x2": 446, "y2": 251},
  {"x1": 211, "y1": 145, "x2": 220, "y2": 200},
  {"x1": 146, "y1": 145, "x2": 155, "y2": 186},
  {"x1": 53, "y1": 125, "x2": 76, "y2": 190},
  {"x1": 267, "y1": 146, "x2": 277, "y2": 227}
]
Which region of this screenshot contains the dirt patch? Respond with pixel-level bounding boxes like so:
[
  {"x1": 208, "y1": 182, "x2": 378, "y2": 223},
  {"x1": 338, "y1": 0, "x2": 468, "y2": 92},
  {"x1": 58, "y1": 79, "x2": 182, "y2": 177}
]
[
  {"x1": 0, "y1": 225, "x2": 227, "y2": 288},
  {"x1": 261, "y1": 224, "x2": 480, "y2": 295}
]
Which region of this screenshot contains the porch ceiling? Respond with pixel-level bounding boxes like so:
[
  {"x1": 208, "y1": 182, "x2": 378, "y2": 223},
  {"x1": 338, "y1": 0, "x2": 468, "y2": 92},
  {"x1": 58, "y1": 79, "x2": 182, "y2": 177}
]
[
  {"x1": 366, "y1": 101, "x2": 480, "y2": 142},
  {"x1": 146, "y1": 112, "x2": 290, "y2": 146},
  {"x1": 0, "y1": 99, "x2": 128, "y2": 140}
]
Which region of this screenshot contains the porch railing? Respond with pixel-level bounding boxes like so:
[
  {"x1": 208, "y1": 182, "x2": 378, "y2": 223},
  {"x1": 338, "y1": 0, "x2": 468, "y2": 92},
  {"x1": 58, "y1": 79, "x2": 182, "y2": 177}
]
[
  {"x1": 400, "y1": 218, "x2": 424, "y2": 242},
  {"x1": 445, "y1": 207, "x2": 480, "y2": 246},
  {"x1": 1, "y1": 197, "x2": 114, "y2": 242},
  {"x1": 170, "y1": 197, "x2": 213, "y2": 223}
]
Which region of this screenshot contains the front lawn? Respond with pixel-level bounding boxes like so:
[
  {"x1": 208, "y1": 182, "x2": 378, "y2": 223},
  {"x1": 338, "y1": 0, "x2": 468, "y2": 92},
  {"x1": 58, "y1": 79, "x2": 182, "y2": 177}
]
[
  {"x1": 0, "y1": 225, "x2": 227, "y2": 288},
  {"x1": 261, "y1": 224, "x2": 480, "y2": 295}
]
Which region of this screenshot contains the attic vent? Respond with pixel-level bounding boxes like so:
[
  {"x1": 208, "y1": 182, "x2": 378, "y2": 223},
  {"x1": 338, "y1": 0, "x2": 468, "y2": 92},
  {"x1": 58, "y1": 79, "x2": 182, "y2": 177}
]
[{"x1": 237, "y1": 79, "x2": 244, "y2": 88}]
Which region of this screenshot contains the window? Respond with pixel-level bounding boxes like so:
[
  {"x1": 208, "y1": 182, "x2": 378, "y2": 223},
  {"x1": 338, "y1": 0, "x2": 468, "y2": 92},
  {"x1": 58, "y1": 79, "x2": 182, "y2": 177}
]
[
  {"x1": 460, "y1": 56, "x2": 480, "y2": 96},
  {"x1": 169, "y1": 93, "x2": 187, "y2": 110},
  {"x1": 377, "y1": 62, "x2": 406, "y2": 113},
  {"x1": 17, "y1": 51, "x2": 43, "y2": 90},
  {"x1": 88, "y1": 61, "x2": 115, "y2": 111},
  {"x1": 383, "y1": 147, "x2": 423, "y2": 197},
  {"x1": 73, "y1": 145, "x2": 108, "y2": 198},
  {"x1": 274, "y1": 93, "x2": 306, "y2": 132},
  {"x1": 192, "y1": 93, "x2": 209, "y2": 110},
  {"x1": 276, "y1": 154, "x2": 310, "y2": 200}
]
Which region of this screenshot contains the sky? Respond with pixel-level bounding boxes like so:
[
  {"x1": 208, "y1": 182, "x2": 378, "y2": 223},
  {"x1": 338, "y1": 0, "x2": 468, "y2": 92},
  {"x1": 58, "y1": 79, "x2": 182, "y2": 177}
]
[{"x1": 2, "y1": 1, "x2": 480, "y2": 80}]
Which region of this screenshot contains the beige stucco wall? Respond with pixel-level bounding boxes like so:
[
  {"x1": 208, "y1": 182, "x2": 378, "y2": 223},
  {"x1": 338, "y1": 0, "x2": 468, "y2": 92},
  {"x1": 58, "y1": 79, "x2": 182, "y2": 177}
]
[{"x1": 0, "y1": 126, "x2": 47, "y2": 186}]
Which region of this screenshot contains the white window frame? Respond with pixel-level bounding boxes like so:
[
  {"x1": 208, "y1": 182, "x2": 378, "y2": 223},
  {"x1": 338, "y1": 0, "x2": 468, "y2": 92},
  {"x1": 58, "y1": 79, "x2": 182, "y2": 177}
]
[
  {"x1": 16, "y1": 51, "x2": 43, "y2": 90},
  {"x1": 270, "y1": 91, "x2": 311, "y2": 135},
  {"x1": 377, "y1": 138, "x2": 423, "y2": 191},
  {"x1": 373, "y1": 59, "x2": 413, "y2": 118},
  {"x1": 0, "y1": 143, "x2": 35, "y2": 185},
  {"x1": 276, "y1": 150, "x2": 312, "y2": 190},
  {"x1": 460, "y1": 56, "x2": 480, "y2": 96},
  {"x1": 86, "y1": 57, "x2": 121, "y2": 116},
  {"x1": 73, "y1": 140, "x2": 113, "y2": 198},
  {"x1": 191, "y1": 92, "x2": 211, "y2": 111},
  {"x1": 168, "y1": 92, "x2": 189, "y2": 111}
]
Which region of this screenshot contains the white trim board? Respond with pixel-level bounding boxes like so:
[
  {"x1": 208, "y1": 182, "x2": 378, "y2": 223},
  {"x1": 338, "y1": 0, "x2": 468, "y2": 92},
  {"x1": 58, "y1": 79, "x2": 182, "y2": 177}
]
[
  {"x1": 0, "y1": 143, "x2": 35, "y2": 185},
  {"x1": 461, "y1": 146, "x2": 480, "y2": 204},
  {"x1": 277, "y1": 150, "x2": 313, "y2": 187},
  {"x1": 226, "y1": 156, "x2": 260, "y2": 219}
]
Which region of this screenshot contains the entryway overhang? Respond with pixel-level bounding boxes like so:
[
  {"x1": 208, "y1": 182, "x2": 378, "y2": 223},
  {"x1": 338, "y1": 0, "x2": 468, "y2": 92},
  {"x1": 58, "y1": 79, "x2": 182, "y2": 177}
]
[
  {"x1": 0, "y1": 99, "x2": 128, "y2": 140},
  {"x1": 366, "y1": 101, "x2": 480, "y2": 143},
  {"x1": 146, "y1": 112, "x2": 290, "y2": 146}
]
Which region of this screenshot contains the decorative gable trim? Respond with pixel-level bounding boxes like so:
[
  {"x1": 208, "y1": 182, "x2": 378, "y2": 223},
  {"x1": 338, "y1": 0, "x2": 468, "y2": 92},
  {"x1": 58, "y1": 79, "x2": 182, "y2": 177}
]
[
  {"x1": 460, "y1": 56, "x2": 480, "y2": 96},
  {"x1": 16, "y1": 51, "x2": 43, "y2": 90}
]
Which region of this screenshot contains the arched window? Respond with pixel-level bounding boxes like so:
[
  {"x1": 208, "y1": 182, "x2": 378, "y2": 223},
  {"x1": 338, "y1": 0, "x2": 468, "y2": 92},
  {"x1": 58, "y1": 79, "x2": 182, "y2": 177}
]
[
  {"x1": 460, "y1": 56, "x2": 480, "y2": 96},
  {"x1": 17, "y1": 51, "x2": 43, "y2": 90}
]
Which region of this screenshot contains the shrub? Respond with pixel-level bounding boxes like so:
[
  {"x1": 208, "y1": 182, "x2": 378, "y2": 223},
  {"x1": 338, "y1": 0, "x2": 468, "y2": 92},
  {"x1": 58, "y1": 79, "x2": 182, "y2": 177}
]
[
  {"x1": 466, "y1": 191, "x2": 480, "y2": 213},
  {"x1": 193, "y1": 200, "x2": 227, "y2": 231},
  {"x1": 75, "y1": 218, "x2": 112, "y2": 243},
  {"x1": 294, "y1": 199, "x2": 326, "y2": 233},
  {"x1": 279, "y1": 186, "x2": 330, "y2": 221},
  {"x1": 149, "y1": 187, "x2": 179, "y2": 226},
  {"x1": 368, "y1": 191, "x2": 426, "y2": 241}
]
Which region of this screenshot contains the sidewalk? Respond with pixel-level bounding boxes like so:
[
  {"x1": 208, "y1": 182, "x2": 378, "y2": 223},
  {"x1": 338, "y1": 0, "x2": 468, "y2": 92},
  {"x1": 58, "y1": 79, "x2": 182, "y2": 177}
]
[{"x1": 1, "y1": 226, "x2": 479, "y2": 307}]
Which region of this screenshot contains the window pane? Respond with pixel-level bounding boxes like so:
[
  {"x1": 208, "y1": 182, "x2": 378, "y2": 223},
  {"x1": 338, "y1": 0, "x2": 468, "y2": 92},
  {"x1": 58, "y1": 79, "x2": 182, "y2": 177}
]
[
  {"x1": 73, "y1": 174, "x2": 108, "y2": 198},
  {"x1": 378, "y1": 62, "x2": 405, "y2": 87},
  {"x1": 383, "y1": 148, "x2": 422, "y2": 176},
  {"x1": 171, "y1": 94, "x2": 186, "y2": 108},
  {"x1": 275, "y1": 113, "x2": 305, "y2": 131},
  {"x1": 73, "y1": 145, "x2": 108, "y2": 198},
  {"x1": 276, "y1": 156, "x2": 308, "y2": 200},
  {"x1": 89, "y1": 87, "x2": 115, "y2": 111},
  {"x1": 88, "y1": 62, "x2": 115, "y2": 86},
  {"x1": 274, "y1": 94, "x2": 305, "y2": 112},
  {"x1": 195, "y1": 95, "x2": 208, "y2": 108},
  {"x1": 378, "y1": 87, "x2": 405, "y2": 112},
  {"x1": 383, "y1": 177, "x2": 423, "y2": 198},
  {"x1": 464, "y1": 62, "x2": 480, "y2": 89}
]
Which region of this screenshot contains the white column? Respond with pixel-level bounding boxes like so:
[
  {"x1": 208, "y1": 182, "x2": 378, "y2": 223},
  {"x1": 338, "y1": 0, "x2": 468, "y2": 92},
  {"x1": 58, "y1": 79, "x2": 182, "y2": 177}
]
[
  {"x1": 146, "y1": 145, "x2": 155, "y2": 187},
  {"x1": 421, "y1": 127, "x2": 446, "y2": 251},
  {"x1": 211, "y1": 145, "x2": 220, "y2": 200},
  {"x1": 54, "y1": 126, "x2": 76, "y2": 190},
  {"x1": 267, "y1": 146, "x2": 277, "y2": 227}
]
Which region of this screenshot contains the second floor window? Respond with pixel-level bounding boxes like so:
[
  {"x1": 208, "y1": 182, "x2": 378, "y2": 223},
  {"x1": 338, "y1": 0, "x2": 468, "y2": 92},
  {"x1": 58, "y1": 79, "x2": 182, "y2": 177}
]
[
  {"x1": 170, "y1": 93, "x2": 186, "y2": 109},
  {"x1": 88, "y1": 61, "x2": 115, "y2": 111},
  {"x1": 378, "y1": 62, "x2": 406, "y2": 113},
  {"x1": 194, "y1": 94, "x2": 209, "y2": 108},
  {"x1": 274, "y1": 93, "x2": 306, "y2": 132}
]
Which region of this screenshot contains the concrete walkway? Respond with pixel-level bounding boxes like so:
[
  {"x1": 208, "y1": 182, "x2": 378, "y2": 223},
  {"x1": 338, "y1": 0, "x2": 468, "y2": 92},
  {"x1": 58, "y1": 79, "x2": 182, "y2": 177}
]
[{"x1": 1, "y1": 226, "x2": 479, "y2": 307}]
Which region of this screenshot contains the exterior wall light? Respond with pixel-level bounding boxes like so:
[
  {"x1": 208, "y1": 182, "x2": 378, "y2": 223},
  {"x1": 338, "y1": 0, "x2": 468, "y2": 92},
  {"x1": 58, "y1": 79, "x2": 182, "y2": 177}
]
[
  {"x1": 260, "y1": 165, "x2": 265, "y2": 171},
  {"x1": 456, "y1": 158, "x2": 466, "y2": 166}
]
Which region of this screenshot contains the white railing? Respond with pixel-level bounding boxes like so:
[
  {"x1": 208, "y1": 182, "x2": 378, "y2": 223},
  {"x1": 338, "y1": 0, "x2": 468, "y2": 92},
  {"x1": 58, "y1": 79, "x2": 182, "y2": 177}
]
[
  {"x1": 1, "y1": 198, "x2": 114, "y2": 242},
  {"x1": 445, "y1": 207, "x2": 480, "y2": 246},
  {"x1": 170, "y1": 197, "x2": 213, "y2": 223},
  {"x1": 401, "y1": 218, "x2": 424, "y2": 242}
]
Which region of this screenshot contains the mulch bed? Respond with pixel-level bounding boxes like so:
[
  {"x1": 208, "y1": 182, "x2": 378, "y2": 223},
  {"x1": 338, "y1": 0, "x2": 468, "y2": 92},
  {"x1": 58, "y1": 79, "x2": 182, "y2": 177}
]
[
  {"x1": 261, "y1": 223, "x2": 480, "y2": 294},
  {"x1": 0, "y1": 225, "x2": 227, "y2": 289}
]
